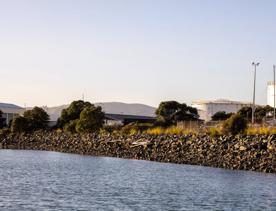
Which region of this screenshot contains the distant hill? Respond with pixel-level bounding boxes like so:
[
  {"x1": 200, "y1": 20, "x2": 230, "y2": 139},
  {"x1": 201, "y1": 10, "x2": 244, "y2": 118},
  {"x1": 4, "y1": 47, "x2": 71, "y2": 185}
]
[
  {"x1": 0, "y1": 103, "x2": 23, "y2": 109},
  {"x1": 44, "y1": 102, "x2": 156, "y2": 121}
]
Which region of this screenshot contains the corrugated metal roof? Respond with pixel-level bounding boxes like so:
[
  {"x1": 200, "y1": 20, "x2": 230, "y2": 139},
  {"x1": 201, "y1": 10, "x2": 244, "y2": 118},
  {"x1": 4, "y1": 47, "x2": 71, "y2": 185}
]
[{"x1": 0, "y1": 103, "x2": 23, "y2": 109}]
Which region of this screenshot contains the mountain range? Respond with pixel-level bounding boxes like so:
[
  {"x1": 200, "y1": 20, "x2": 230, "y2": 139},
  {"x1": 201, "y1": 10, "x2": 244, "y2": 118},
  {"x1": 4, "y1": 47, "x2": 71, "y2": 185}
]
[{"x1": 44, "y1": 102, "x2": 157, "y2": 121}]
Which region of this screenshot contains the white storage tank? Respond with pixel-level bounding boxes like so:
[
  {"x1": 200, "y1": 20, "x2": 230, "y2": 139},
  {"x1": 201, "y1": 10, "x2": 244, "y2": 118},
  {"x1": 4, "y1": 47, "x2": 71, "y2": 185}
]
[
  {"x1": 191, "y1": 99, "x2": 252, "y2": 122},
  {"x1": 267, "y1": 81, "x2": 276, "y2": 107}
]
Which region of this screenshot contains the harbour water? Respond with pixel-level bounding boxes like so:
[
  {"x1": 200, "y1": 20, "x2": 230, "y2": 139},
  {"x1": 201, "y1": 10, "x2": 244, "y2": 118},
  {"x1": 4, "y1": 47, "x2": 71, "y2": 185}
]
[{"x1": 0, "y1": 150, "x2": 275, "y2": 210}]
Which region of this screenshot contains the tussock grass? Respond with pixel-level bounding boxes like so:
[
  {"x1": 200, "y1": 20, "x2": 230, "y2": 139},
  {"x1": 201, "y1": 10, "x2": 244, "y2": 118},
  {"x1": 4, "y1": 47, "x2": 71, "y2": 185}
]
[
  {"x1": 205, "y1": 127, "x2": 223, "y2": 137},
  {"x1": 246, "y1": 126, "x2": 276, "y2": 135},
  {"x1": 104, "y1": 123, "x2": 276, "y2": 136},
  {"x1": 146, "y1": 125, "x2": 199, "y2": 136}
]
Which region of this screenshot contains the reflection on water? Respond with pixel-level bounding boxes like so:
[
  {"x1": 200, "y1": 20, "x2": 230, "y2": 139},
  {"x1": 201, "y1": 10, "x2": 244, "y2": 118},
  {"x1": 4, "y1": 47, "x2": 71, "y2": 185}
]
[{"x1": 0, "y1": 150, "x2": 275, "y2": 210}]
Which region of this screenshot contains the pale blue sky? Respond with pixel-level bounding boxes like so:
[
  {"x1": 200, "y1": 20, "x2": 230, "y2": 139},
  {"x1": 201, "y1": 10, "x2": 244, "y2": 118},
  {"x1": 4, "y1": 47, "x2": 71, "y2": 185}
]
[{"x1": 1, "y1": 0, "x2": 276, "y2": 107}]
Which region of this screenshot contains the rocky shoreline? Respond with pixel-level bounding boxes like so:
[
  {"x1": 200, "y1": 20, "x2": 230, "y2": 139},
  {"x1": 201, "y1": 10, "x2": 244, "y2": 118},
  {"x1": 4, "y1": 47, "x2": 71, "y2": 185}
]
[{"x1": 0, "y1": 132, "x2": 275, "y2": 173}]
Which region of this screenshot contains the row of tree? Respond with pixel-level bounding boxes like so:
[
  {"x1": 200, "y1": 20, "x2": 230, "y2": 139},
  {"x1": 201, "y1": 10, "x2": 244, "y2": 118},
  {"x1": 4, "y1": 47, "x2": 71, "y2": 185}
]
[
  {"x1": 0, "y1": 101, "x2": 105, "y2": 134},
  {"x1": 209, "y1": 105, "x2": 276, "y2": 135},
  {"x1": 211, "y1": 105, "x2": 274, "y2": 123},
  {"x1": 2, "y1": 100, "x2": 274, "y2": 134},
  {"x1": 0, "y1": 100, "x2": 199, "y2": 133},
  {"x1": 157, "y1": 102, "x2": 276, "y2": 125}
]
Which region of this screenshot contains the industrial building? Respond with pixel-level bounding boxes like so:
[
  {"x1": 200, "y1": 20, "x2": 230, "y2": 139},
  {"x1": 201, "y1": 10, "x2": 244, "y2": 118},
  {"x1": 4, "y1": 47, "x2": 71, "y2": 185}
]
[
  {"x1": 0, "y1": 103, "x2": 24, "y2": 125},
  {"x1": 267, "y1": 81, "x2": 276, "y2": 107},
  {"x1": 191, "y1": 99, "x2": 251, "y2": 122}
]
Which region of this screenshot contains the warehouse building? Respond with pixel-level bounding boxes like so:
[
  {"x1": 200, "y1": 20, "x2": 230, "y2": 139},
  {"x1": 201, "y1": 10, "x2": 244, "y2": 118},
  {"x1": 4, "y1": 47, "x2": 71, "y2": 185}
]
[
  {"x1": 191, "y1": 99, "x2": 251, "y2": 122},
  {"x1": 0, "y1": 103, "x2": 24, "y2": 126}
]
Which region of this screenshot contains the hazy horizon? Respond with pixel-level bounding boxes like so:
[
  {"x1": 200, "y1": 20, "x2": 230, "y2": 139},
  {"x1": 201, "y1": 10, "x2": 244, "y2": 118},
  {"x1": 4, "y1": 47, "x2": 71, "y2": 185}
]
[{"x1": 1, "y1": 0, "x2": 276, "y2": 107}]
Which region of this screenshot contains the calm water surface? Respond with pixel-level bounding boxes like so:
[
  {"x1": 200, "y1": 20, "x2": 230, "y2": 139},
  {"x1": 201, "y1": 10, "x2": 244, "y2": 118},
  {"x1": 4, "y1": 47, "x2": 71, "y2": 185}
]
[{"x1": 0, "y1": 150, "x2": 275, "y2": 211}]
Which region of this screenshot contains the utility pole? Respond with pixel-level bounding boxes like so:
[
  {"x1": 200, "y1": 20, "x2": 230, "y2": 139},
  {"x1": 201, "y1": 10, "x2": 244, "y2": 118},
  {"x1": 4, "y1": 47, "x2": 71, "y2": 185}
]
[
  {"x1": 273, "y1": 65, "x2": 275, "y2": 124},
  {"x1": 252, "y1": 62, "x2": 260, "y2": 125}
]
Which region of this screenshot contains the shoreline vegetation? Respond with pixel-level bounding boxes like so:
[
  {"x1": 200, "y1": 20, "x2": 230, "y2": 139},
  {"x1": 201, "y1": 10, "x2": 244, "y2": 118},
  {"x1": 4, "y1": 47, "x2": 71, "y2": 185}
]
[{"x1": 0, "y1": 100, "x2": 275, "y2": 173}]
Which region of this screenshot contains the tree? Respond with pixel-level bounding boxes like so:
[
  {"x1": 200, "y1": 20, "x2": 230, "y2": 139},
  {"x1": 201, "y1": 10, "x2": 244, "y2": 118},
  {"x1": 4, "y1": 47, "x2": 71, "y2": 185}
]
[
  {"x1": 76, "y1": 105, "x2": 105, "y2": 133},
  {"x1": 255, "y1": 105, "x2": 273, "y2": 122},
  {"x1": 222, "y1": 114, "x2": 247, "y2": 135},
  {"x1": 211, "y1": 111, "x2": 233, "y2": 121},
  {"x1": 155, "y1": 101, "x2": 199, "y2": 126},
  {"x1": 11, "y1": 116, "x2": 29, "y2": 133},
  {"x1": 0, "y1": 110, "x2": 6, "y2": 129},
  {"x1": 238, "y1": 105, "x2": 273, "y2": 123},
  {"x1": 238, "y1": 106, "x2": 252, "y2": 122},
  {"x1": 11, "y1": 107, "x2": 49, "y2": 133},
  {"x1": 57, "y1": 100, "x2": 92, "y2": 128},
  {"x1": 64, "y1": 119, "x2": 78, "y2": 133},
  {"x1": 23, "y1": 107, "x2": 49, "y2": 130}
]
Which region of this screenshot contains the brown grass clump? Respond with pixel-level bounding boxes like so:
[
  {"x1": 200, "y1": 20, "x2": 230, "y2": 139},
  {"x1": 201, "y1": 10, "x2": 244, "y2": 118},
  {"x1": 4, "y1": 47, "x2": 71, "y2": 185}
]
[
  {"x1": 146, "y1": 125, "x2": 199, "y2": 136},
  {"x1": 246, "y1": 126, "x2": 276, "y2": 135}
]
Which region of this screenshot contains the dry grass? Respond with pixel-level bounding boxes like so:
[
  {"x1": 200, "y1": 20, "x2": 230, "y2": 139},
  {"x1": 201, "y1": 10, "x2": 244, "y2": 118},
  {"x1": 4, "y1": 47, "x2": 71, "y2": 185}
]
[
  {"x1": 143, "y1": 126, "x2": 276, "y2": 136},
  {"x1": 246, "y1": 126, "x2": 276, "y2": 135},
  {"x1": 146, "y1": 126, "x2": 276, "y2": 136},
  {"x1": 146, "y1": 125, "x2": 199, "y2": 136},
  {"x1": 205, "y1": 127, "x2": 223, "y2": 137},
  {"x1": 107, "y1": 124, "x2": 276, "y2": 136},
  {"x1": 205, "y1": 126, "x2": 276, "y2": 136}
]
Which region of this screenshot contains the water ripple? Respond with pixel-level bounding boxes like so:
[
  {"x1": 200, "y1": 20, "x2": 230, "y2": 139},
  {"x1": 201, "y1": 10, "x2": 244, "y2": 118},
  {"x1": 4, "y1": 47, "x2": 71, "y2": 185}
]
[{"x1": 0, "y1": 150, "x2": 275, "y2": 210}]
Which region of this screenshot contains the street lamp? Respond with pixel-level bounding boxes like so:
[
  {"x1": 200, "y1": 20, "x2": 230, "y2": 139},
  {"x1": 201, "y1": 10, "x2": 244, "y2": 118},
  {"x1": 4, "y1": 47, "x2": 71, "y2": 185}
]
[{"x1": 252, "y1": 62, "x2": 260, "y2": 125}]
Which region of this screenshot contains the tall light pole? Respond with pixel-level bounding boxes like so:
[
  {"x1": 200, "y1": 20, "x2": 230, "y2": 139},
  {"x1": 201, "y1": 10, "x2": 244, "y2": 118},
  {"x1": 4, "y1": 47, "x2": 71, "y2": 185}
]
[{"x1": 252, "y1": 62, "x2": 260, "y2": 125}]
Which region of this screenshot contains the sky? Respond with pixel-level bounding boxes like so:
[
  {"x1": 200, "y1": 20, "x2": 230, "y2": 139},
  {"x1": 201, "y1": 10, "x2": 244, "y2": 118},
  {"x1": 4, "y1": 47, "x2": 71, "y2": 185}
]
[{"x1": 1, "y1": 0, "x2": 276, "y2": 107}]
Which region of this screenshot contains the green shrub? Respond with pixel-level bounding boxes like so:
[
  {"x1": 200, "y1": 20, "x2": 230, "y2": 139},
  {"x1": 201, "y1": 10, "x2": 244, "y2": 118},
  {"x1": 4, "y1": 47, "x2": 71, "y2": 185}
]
[
  {"x1": 211, "y1": 111, "x2": 233, "y2": 121},
  {"x1": 155, "y1": 101, "x2": 199, "y2": 126},
  {"x1": 11, "y1": 107, "x2": 49, "y2": 133},
  {"x1": 64, "y1": 119, "x2": 78, "y2": 133},
  {"x1": 57, "y1": 100, "x2": 93, "y2": 128},
  {"x1": 75, "y1": 106, "x2": 104, "y2": 133},
  {"x1": 23, "y1": 107, "x2": 49, "y2": 130},
  {"x1": 58, "y1": 101, "x2": 105, "y2": 133},
  {"x1": 222, "y1": 114, "x2": 247, "y2": 135},
  {"x1": 11, "y1": 116, "x2": 29, "y2": 134}
]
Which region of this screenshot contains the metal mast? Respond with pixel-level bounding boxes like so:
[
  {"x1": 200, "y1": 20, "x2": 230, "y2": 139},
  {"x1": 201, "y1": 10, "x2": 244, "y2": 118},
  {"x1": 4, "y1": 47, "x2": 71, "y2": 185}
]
[{"x1": 252, "y1": 62, "x2": 260, "y2": 125}]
